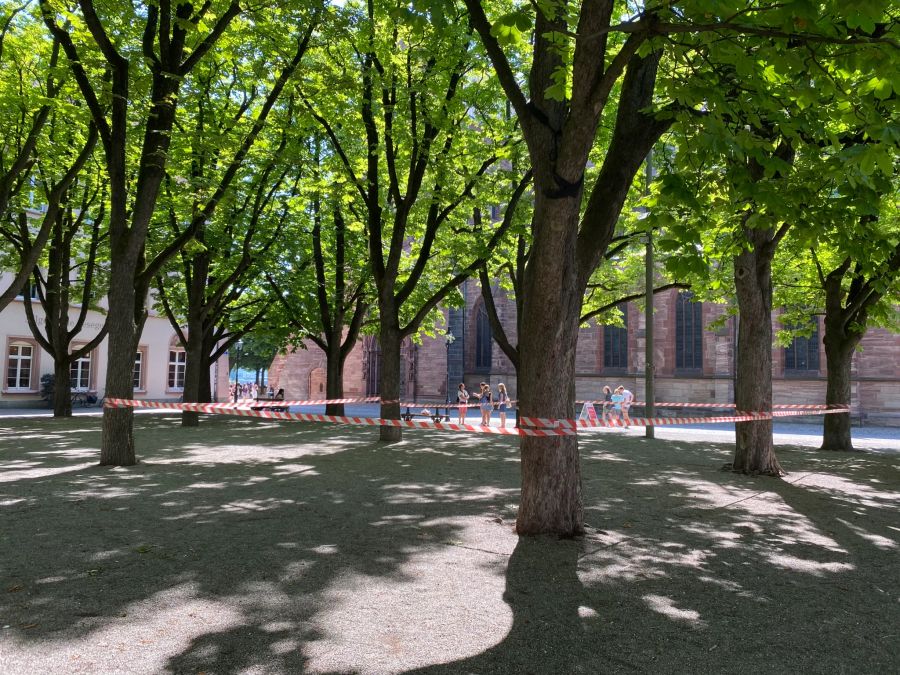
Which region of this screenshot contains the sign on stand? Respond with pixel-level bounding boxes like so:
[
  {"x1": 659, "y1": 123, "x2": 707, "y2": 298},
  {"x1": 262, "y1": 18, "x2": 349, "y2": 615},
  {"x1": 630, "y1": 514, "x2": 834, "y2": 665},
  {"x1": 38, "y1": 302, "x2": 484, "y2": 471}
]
[{"x1": 578, "y1": 401, "x2": 599, "y2": 425}]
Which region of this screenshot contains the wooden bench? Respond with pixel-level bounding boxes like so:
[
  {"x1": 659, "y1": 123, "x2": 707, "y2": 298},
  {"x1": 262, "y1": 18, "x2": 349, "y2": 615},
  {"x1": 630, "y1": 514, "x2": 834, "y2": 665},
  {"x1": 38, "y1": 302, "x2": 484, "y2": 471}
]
[
  {"x1": 402, "y1": 406, "x2": 451, "y2": 423},
  {"x1": 252, "y1": 389, "x2": 287, "y2": 413}
]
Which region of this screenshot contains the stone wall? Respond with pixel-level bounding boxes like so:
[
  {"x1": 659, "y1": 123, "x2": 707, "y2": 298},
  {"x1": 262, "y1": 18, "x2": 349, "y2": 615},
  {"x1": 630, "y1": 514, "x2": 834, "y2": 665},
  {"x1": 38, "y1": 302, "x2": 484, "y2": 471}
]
[{"x1": 270, "y1": 286, "x2": 900, "y2": 420}]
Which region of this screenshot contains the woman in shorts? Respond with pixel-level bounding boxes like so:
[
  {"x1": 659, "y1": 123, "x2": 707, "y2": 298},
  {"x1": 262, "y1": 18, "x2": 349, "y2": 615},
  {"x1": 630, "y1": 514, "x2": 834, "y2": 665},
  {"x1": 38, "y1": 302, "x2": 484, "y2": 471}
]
[{"x1": 496, "y1": 383, "x2": 510, "y2": 428}]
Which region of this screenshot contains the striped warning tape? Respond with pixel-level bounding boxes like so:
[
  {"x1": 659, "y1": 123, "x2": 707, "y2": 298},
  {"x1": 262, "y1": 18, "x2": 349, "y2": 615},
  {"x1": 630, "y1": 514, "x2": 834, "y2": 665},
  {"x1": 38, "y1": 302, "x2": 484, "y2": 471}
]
[
  {"x1": 576, "y1": 401, "x2": 842, "y2": 410},
  {"x1": 519, "y1": 406, "x2": 851, "y2": 430},
  {"x1": 102, "y1": 398, "x2": 576, "y2": 436},
  {"x1": 103, "y1": 398, "x2": 850, "y2": 435},
  {"x1": 228, "y1": 395, "x2": 383, "y2": 408}
]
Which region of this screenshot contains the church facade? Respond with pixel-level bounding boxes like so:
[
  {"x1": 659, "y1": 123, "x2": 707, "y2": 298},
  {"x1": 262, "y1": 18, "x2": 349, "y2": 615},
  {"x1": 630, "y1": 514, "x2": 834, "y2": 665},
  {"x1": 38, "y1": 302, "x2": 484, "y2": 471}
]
[{"x1": 268, "y1": 281, "x2": 900, "y2": 424}]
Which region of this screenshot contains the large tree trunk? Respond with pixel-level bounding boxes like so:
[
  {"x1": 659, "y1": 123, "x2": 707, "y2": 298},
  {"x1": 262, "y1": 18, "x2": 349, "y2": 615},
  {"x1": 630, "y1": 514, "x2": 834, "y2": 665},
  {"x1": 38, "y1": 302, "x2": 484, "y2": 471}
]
[
  {"x1": 731, "y1": 230, "x2": 782, "y2": 476},
  {"x1": 325, "y1": 335, "x2": 345, "y2": 416},
  {"x1": 100, "y1": 265, "x2": 138, "y2": 466},
  {"x1": 52, "y1": 358, "x2": 73, "y2": 418},
  {"x1": 180, "y1": 316, "x2": 204, "y2": 427},
  {"x1": 378, "y1": 316, "x2": 402, "y2": 443},
  {"x1": 515, "y1": 196, "x2": 585, "y2": 537},
  {"x1": 820, "y1": 271, "x2": 863, "y2": 451},
  {"x1": 821, "y1": 337, "x2": 857, "y2": 451}
]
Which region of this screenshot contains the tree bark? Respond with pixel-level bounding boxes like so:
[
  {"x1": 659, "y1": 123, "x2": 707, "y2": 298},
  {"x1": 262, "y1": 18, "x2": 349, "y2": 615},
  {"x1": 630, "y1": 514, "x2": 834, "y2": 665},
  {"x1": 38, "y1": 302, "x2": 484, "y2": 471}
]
[
  {"x1": 378, "y1": 315, "x2": 402, "y2": 443},
  {"x1": 515, "y1": 195, "x2": 585, "y2": 536},
  {"x1": 100, "y1": 269, "x2": 138, "y2": 466},
  {"x1": 325, "y1": 335, "x2": 345, "y2": 416},
  {"x1": 180, "y1": 317, "x2": 204, "y2": 427},
  {"x1": 52, "y1": 357, "x2": 73, "y2": 418},
  {"x1": 731, "y1": 228, "x2": 783, "y2": 476},
  {"x1": 821, "y1": 336, "x2": 857, "y2": 451},
  {"x1": 820, "y1": 265, "x2": 863, "y2": 452}
]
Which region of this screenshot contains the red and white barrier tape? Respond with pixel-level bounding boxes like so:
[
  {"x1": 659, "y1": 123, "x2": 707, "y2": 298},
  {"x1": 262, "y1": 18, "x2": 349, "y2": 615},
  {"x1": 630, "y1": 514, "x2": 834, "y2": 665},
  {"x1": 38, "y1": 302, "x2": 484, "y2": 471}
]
[
  {"x1": 520, "y1": 406, "x2": 850, "y2": 430},
  {"x1": 103, "y1": 398, "x2": 850, "y2": 435},
  {"x1": 577, "y1": 401, "x2": 842, "y2": 410},
  {"x1": 102, "y1": 398, "x2": 575, "y2": 436},
  {"x1": 227, "y1": 395, "x2": 382, "y2": 408}
]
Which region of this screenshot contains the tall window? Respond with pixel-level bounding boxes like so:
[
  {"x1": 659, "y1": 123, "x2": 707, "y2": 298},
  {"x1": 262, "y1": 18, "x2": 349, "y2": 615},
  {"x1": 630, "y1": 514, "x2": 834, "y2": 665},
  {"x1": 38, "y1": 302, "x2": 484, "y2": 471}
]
[
  {"x1": 133, "y1": 350, "x2": 145, "y2": 390},
  {"x1": 785, "y1": 324, "x2": 820, "y2": 373},
  {"x1": 676, "y1": 292, "x2": 703, "y2": 370},
  {"x1": 70, "y1": 350, "x2": 92, "y2": 391},
  {"x1": 475, "y1": 304, "x2": 492, "y2": 371},
  {"x1": 7, "y1": 342, "x2": 34, "y2": 390},
  {"x1": 603, "y1": 305, "x2": 628, "y2": 370},
  {"x1": 363, "y1": 336, "x2": 381, "y2": 396},
  {"x1": 168, "y1": 349, "x2": 187, "y2": 390}
]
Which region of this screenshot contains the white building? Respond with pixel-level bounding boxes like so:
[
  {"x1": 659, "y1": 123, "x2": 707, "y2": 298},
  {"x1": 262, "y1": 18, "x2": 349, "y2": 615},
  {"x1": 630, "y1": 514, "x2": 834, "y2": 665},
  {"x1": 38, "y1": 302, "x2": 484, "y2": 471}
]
[{"x1": 1, "y1": 272, "x2": 230, "y2": 408}]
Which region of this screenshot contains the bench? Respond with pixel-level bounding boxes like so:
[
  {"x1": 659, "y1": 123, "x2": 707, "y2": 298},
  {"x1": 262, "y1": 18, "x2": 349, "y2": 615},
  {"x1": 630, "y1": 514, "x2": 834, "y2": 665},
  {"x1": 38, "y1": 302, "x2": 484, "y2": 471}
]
[
  {"x1": 252, "y1": 389, "x2": 287, "y2": 413},
  {"x1": 402, "y1": 406, "x2": 451, "y2": 423}
]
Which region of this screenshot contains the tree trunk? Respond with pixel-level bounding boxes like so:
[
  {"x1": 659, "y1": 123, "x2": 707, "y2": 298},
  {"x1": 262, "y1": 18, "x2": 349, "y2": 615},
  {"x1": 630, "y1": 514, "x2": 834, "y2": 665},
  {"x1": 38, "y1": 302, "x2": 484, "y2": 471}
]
[
  {"x1": 515, "y1": 195, "x2": 584, "y2": 537},
  {"x1": 52, "y1": 358, "x2": 72, "y2": 418},
  {"x1": 378, "y1": 317, "x2": 402, "y2": 443},
  {"x1": 100, "y1": 267, "x2": 138, "y2": 466},
  {"x1": 198, "y1": 338, "x2": 215, "y2": 403},
  {"x1": 821, "y1": 303, "x2": 861, "y2": 451},
  {"x1": 180, "y1": 315, "x2": 204, "y2": 427},
  {"x1": 325, "y1": 336, "x2": 345, "y2": 416},
  {"x1": 731, "y1": 231, "x2": 783, "y2": 476},
  {"x1": 821, "y1": 340, "x2": 856, "y2": 451}
]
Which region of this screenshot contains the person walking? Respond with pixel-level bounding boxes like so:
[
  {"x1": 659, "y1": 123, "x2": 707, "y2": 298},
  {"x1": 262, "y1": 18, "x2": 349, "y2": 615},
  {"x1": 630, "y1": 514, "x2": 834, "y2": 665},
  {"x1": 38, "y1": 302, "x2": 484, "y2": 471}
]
[
  {"x1": 479, "y1": 383, "x2": 493, "y2": 426},
  {"x1": 601, "y1": 385, "x2": 613, "y2": 423},
  {"x1": 616, "y1": 385, "x2": 633, "y2": 428},
  {"x1": 610, "y1": 387, "x2": 625, "y2": 425},
  {"x1": 496, "y1": 383, "x2": 510, "y2": 428},
  {"x1": 456, "y1": 383, "x2": 470, "y2": 424}
]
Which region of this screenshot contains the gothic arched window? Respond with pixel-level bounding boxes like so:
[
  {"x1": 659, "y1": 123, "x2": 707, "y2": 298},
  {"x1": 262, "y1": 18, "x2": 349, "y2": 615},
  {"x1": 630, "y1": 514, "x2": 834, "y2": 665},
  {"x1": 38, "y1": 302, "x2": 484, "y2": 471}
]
[
  {"x1": 785, "y1": 323, "x2": 820, "y2": 373},
  {"x1": 676, "y1": 291, "x2": 703, "y2": 371},
  {"x1": 603, "y1": 305, "x2": 628, "y2": 370}
]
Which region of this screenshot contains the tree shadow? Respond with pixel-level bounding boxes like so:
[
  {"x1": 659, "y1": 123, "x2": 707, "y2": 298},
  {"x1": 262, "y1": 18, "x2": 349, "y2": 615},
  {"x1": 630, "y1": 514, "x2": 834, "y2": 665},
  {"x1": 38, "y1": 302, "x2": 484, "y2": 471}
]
[{"x1": 1, "y1": 417, "x2": 897, "y2": 673}]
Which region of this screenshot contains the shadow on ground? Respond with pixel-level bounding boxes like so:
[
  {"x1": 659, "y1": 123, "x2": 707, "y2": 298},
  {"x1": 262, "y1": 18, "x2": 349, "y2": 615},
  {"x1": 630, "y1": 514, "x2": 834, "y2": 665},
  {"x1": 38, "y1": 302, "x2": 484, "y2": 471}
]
[{"x1": 1, "y1": 415, "x2": 897, "y2": 673}]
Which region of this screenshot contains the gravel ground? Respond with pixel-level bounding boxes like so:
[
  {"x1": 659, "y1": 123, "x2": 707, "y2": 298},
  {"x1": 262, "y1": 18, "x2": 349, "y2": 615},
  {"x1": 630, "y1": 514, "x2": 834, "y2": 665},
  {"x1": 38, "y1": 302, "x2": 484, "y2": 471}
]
[{"x1": 0, "y1": 413, "x2": 897, "y2": 674}]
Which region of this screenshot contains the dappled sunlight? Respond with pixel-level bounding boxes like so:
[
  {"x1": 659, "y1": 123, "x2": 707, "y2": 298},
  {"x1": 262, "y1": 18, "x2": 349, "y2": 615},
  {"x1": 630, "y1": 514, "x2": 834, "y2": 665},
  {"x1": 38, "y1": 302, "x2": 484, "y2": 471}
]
[
  {"x1": 1, "y1": 583, "x2": 247, "y2": 673},
  {"x1": 791, "y1": 473, "x2": 900, "y2": 510},
  {"x1": 217, "y1": 497, "x2": 300, "y2": 514},
  {"x1": 0, "y1": 462, "x2": 95, "y2": 483},
  {"x1": 763, "y1": 553, "x2": 855, "y2": 576},
  {"x1": 836, "y1": 518, "x2": 898, "y2": 550},
  {"x1": 579, "y1": 534, "x2": 710, "y2": 584},
  {"x1": 642, "y1": 594, "x2": 706, "y2": 628},
  {"x1": 664, "y1": 474, "x2": 848, "y2": 554},
  {"x1": 382, "y1": 482, "x2": 512, "y2": 505},
  {"x1": 1, "y1": 413, "x2": 897, "y2": 673}
]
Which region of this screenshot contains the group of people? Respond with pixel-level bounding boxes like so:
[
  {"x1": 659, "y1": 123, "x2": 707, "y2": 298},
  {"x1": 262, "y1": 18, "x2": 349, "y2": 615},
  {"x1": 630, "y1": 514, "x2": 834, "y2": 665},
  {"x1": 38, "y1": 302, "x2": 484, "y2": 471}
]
[
  {"x1": 229, "y1": 382, "x2": 275, "y2": 402},
  {"x1": 600, "y1": 385, "x2": 634, "y2": 427},
  {"x1": 455, "y1": 382, "x2": 510, "y2": 427}
]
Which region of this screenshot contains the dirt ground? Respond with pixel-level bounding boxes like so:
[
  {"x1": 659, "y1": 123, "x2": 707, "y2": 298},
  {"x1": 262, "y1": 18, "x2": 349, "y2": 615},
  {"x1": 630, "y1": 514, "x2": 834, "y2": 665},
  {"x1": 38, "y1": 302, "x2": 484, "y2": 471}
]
[{"x1": 1, "y1": 414, "x2": 898, "y2": 674}]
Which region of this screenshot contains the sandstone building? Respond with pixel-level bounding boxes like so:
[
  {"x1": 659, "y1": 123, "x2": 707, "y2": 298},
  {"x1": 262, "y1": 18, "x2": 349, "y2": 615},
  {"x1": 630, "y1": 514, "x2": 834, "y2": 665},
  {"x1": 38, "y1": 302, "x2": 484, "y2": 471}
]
[{"x1": 268, "y1": 283, "x2": 900, "y2": 424}]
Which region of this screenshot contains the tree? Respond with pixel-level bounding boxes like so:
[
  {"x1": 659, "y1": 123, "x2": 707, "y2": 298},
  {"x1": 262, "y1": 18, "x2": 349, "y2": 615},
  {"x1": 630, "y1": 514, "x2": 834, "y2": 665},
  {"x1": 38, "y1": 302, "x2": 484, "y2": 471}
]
[
  {"x1": 23, "y1": 155, "x2": 108, "y2": 416},
  {"x1": 0, "y1": 5, "x2": 66, "y2": 310},
  {"x1": 40, "y1": 0, "x2": 265, "y2": 464},
  {"x1": 462, "y1": 0, "x2": 897, "y2": 532},
  {"x1": 306, "y1": 0, "x2": 517, "y2": 440},
  {"x1": 265, "y1": 155, "x2": 371, "y2": 416},
  {"x1": 151, "y1": 15, "x2": 316, "y2": 427}
]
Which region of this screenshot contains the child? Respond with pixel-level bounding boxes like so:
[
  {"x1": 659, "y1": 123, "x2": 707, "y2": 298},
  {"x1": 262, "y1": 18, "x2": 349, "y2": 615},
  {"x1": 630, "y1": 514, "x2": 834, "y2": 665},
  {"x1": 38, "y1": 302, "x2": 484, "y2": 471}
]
[
  {"x1": 479, "y1": 384, "x2": 493, "y2": 426},
  {"x1": 456, "y1": 383, "x2": 470, "y2": 424},
  {"x1": 610, "y1": 388, "x2": 625, "y2": 426},
  {"x1": 496, "y1": 383, "x2": 509, "y2": 428}
]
